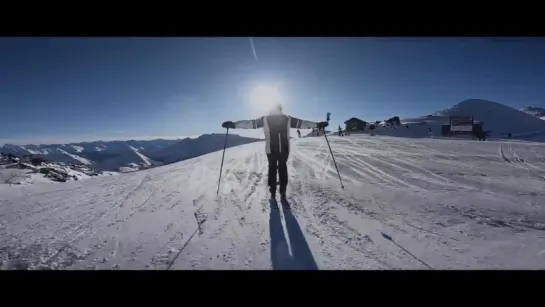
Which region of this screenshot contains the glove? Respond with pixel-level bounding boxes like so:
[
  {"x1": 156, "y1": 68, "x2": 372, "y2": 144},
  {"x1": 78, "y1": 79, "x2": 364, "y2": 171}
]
[
  {"x1": 222, "y1": 121, "x2": 236, "y2": 129},
  {"x1": 317, "y1": 121, "x2": 328, "y2": 129}
]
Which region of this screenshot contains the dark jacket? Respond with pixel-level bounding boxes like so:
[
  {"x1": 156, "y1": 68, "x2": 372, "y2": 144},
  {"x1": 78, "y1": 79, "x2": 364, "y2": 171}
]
[{"x1": 234, "y1": 112, "x2": 317, "y2": 155}]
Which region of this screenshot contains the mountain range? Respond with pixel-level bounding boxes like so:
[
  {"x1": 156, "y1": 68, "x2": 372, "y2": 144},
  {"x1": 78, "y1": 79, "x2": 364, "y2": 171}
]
[
  {"x1": 3, "y1": 98, "x2": 545, "y2": 175},
  {"x1": 0, "y1": 134, "x2": 262, "y2": 172}
]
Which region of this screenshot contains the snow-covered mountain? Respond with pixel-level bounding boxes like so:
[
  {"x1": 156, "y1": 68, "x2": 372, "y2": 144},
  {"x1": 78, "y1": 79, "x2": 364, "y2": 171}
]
[
  {"x1": 0, "y1": 153, "x2": 116, "y2": 185},
  {"x1": 146, "y1": 133, "x2": 262, "y2": 165},
  {"x1": 0, "y1": 139, "x2": 177, "y2": 172},
  {"x1": 0, "y1": 135, "x2": 261, "y2": 172},
  {"x1": 432, "y1": 99, "x2": 545, "y2": 137},
  {"x1": 349, "y1": 99, "x2": 545, "y2": 141},
  {"x1": 1, "y1": 139, "x2": 178, "y2": 156},
  {"x1": 520, "y1": 106, "x2": 545, "y2": 118},
  {"x1": 2, "y1": 135, "x2": 545, "y2": 269}
]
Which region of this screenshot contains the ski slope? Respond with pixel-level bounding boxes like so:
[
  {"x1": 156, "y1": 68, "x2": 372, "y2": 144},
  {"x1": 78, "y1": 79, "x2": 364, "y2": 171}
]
[
  {"x1": 2, "y1": 134, "x2": 545, "y2": 270},
  {"x1": 363, "y1": 99, "x2": 545, "y2": 141}
]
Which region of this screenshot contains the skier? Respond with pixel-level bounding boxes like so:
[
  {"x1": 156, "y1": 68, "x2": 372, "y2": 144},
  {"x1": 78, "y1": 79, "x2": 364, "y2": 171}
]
[
  {"x1": 297, "y1": 129, "x2": 301, "y2": 138},
  {"x1": 222, "y1": 104, "x2": 328, "y2": 198},
  {"x1": 338, "y1": 125, "x2": 343, "y2": 136}
]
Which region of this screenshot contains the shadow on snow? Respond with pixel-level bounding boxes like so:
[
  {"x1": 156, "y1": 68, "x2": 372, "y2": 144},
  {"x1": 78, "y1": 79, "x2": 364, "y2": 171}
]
[{"x1": 269, "y1": 198, "x2": 318, "y2": 270}]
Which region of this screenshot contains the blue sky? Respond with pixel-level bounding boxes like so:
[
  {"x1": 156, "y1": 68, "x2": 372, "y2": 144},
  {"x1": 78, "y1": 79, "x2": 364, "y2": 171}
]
[{"x1": 2, "y1": 37, "x2": 545, "y2": 145}]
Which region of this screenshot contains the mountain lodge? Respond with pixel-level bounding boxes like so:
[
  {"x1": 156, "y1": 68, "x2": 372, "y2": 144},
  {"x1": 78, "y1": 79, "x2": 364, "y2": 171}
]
[{"x1": 344, "y1": 117, "x2": 367, "y2": 131}]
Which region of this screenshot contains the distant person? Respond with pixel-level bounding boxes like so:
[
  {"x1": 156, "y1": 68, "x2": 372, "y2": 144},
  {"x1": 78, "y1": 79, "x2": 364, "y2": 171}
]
[
  {"x1": 297, "y1": 129, "x2": 301, "y2": 138},
  {"x1": 508, "y1": 132, "x2": 512, "y2": 139},
  {"x1": 338, "y1": 125, "x2": 343, "y2": 136},
  {"x1": 222, "y1": 104, "x2": 328, "y2": 198}
]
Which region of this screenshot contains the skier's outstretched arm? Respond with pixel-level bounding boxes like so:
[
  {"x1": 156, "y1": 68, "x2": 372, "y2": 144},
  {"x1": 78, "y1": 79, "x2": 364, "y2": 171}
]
[
  {"x1": 234, "y1": 117, "x2": 264, "y2": 129},
  {"x1": 290, "y1": 116, "x2": 328, "y2": 129},
  {"x1": 222, "y1": 117, "x2": 264, "y2": 129}
]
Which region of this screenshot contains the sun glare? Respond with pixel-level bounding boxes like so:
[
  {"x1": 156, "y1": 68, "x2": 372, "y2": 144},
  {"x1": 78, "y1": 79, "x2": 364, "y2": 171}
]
[{"x1": 248, "y1": 85, "x2": 285, "y2": 116}]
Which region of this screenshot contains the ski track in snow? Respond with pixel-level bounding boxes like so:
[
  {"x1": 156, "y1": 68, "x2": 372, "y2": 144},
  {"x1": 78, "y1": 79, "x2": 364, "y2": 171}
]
[{"x1": 2, "y1": 135, "x2": 545, "y2": 270}]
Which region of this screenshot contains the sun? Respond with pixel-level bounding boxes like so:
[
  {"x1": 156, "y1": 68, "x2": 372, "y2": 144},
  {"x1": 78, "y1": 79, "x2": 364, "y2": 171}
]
[{"x1": 248, "y1": 84, "x2": 284, "y2": 116}]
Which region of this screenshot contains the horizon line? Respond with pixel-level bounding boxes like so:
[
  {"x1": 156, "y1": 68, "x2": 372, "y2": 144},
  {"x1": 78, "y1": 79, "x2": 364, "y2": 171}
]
[
  {"x1": 0, "y1": 135, "x2": 200, "y2": 147},
  {"x1": 0, "y1": 132, "x2": 267, "y2": 147}
]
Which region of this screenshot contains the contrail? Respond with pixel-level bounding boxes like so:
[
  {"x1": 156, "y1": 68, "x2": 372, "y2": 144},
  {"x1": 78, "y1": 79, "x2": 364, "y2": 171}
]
[{"x1": 249, "y1": 37, "x2": 258, "y2": 61}]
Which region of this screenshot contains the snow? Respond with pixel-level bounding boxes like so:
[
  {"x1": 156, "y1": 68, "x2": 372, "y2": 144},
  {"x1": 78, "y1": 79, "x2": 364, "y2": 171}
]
[
  {"x1": 0, "y1": 153, "x2": 116, "y2": 186},
  {"x1": 102, "y1": 171, "x2": 118, "y2": 176},
  {"x1": 148, "y1": 133, "x2": 261, "y2": 165},
  {"x1": 56, "y1": 149, "x2": 93, "y2": 166},
  {"x1": 433, "y1": 99, "x2": 545, "y2": 137},
  {"x1": 521, "y1": 106, "x2": 545, "y2": 118},
  {"x1": 128, "y1": 146, "x2": 152, "y2": 166},
  {"x1": 118, "y1": 166, "x2": 140, "y2": 173},
  {"x1": 2, "y1": 137, "x2": 258, "y2": 173},
  {"x1": 364, "y1": 99, "x2": 545, "y2": 141},
  {"x1": 71, "y1": 145, "x2": 84, "y2": 153},
  {"x1": 2, "y1": 134, "x2": 545, "y2": 270},
  {"x1": 15, "y1": 172, "x2": 56, "y2": 185},
  {"x1": 43, "y1": 162, "x2": 91, "y2": 180},
  {"x1": 0, "y1": 167, "x2": 40, "y2": 185},
  {"x1": 19, "y1": 146, "x2": 41, "y2": 155}
]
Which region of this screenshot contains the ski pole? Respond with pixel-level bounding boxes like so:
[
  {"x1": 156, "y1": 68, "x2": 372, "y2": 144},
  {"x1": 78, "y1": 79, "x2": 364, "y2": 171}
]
[
  {"x1": 217, "y1": 128, "x2": 229, "y2": 195},
  {"x1": 377, "y1": 230, "x2": 432, "y2": 269},
  {"x1": 324, "y1": 132, "x2": 344, "y2": 189},
  {"x1": 322, "y1": 113, "x2": 344, "y2": 189}
]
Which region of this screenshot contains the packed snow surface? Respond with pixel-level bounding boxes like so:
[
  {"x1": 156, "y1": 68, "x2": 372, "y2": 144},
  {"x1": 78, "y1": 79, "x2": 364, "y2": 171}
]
[{"x1": 2, "y1": 134, "x2": 545, "y2": 270}]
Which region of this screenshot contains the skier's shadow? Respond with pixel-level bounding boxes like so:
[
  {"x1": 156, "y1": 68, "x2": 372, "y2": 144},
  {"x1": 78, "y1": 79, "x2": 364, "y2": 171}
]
[{"x1": 269, "y1": 198, "x2": 318, "y2": 270}]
